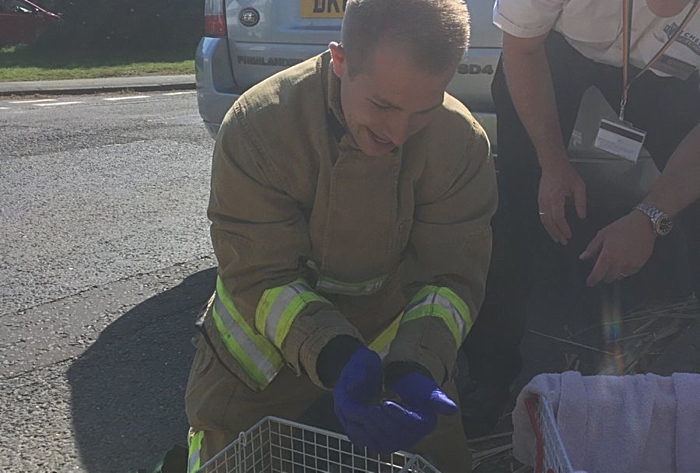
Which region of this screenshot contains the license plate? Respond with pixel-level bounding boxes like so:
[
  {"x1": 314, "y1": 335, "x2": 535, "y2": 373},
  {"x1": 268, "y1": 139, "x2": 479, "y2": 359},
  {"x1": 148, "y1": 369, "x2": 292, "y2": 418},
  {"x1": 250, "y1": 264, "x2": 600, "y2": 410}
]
[{"x1": 300, "y1": 0, "x2": 346, "y2": 18}]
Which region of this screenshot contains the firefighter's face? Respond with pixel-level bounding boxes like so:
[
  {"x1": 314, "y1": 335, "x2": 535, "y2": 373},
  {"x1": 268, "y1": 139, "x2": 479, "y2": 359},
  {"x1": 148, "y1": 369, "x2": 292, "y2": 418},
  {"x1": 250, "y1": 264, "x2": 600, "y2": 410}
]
[{"x1": 330, "y1": 41, "x2": 454, "y2": 157}]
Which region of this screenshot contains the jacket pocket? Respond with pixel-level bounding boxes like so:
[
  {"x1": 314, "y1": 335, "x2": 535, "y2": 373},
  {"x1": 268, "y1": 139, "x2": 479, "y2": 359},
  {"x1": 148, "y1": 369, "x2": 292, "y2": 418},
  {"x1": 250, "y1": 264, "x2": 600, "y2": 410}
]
[
  {"x1": 185, "y1": 332, "x2": 243, "y2": 431},
  {"x1": 191, "y1": 332, "x2": 215, "y2": 376}
]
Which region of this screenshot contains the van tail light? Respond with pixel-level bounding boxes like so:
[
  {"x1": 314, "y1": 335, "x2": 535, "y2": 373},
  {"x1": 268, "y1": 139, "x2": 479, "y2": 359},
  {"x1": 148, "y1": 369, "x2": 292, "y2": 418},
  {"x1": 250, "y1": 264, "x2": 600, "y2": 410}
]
[{"x1": 204, "y1": 0, "x2": 227, "y2": 37}]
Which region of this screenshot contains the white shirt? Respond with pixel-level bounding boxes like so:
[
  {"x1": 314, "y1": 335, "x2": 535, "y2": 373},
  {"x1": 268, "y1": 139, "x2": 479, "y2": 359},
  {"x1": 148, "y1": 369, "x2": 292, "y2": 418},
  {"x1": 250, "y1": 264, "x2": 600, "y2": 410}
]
[{"x1": 493, "y1": 0, "x2": 700, "y2": 77}]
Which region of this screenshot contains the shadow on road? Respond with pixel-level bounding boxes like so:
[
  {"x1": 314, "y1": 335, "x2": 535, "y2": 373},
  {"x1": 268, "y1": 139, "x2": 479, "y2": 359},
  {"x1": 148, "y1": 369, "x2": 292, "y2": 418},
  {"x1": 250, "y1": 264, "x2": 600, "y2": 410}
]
[{"x1": 67, "y1": 267, "x2": 217, "y2": 473}]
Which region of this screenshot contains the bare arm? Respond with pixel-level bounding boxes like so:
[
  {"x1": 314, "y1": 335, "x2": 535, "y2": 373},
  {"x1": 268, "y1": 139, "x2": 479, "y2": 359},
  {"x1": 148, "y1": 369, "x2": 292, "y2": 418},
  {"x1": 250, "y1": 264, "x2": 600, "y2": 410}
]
[
  {"x1": 581, "y1": 123, "x2": 700, "y2": 285},
  {"x1": 501, "y1": 32, "x2": 587, "y2": 244},
  {"x1": 501, "y1": 32, "x2": 567, "y2": 168},
  {"x1": 644, "y1": 123, "x2": 700, "y2": 217}
]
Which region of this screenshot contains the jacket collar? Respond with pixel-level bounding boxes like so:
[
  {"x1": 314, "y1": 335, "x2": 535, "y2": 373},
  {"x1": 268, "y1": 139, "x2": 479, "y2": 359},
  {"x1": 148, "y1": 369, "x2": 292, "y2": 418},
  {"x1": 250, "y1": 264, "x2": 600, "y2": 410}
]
[{"x1": 323, "y1": 52, "x2": 348, "y2": 143}]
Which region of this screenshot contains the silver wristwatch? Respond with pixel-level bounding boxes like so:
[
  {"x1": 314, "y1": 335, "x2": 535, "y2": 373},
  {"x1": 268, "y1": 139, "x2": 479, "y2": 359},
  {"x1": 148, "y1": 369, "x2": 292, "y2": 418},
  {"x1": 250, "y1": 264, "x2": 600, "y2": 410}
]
[{"x1": 634, "y1": 203, "x2": 673, "y2": 236}]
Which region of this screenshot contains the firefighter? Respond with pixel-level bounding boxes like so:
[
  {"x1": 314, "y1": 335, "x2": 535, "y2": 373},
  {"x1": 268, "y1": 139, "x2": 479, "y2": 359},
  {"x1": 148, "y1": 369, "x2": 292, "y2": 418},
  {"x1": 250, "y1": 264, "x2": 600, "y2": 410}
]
[{"x1": 184, "y1": 0, "x2": 497, "y2": 472}]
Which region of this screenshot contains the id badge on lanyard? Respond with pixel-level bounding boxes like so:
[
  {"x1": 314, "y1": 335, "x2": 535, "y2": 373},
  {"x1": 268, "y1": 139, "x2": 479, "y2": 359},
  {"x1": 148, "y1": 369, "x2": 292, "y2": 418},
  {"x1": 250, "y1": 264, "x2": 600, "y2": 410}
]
[{"x1": 594, "y1": 0, "x2": 700, "y2": 162}]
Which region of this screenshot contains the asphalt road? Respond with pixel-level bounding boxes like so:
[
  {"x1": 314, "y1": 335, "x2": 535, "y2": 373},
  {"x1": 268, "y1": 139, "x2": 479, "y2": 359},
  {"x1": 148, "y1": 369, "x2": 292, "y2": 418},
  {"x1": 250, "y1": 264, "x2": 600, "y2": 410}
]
[{"x1": 0, "y1": 91, "x2": 218, "y2": 472}]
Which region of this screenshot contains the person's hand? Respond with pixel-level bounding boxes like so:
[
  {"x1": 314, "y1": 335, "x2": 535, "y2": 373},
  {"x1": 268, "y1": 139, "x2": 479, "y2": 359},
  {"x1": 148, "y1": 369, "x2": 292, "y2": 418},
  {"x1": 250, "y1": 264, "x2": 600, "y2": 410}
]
[
  {"x1": 538, "y1": 160, "x2": 587, "y2": 245},
  {"x1": 579, "y1": 211, "x2": 656, "y2": 286},
  {"x1": 332, "y1": 346, "x2": 384, "y2": 449},
  {"x1": 359, "y1": 372, "x2": 459, "y2": 454}
]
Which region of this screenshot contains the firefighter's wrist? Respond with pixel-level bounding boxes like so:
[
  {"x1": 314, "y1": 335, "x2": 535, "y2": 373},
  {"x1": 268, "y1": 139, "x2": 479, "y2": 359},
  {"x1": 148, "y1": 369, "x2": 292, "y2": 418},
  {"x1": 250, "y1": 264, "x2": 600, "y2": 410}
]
[
  {"x1": 316, "y1": 335, "x2": 364, "y2": 388},
  {"x1": 383, "y1": 361, "x2": 433, "y2": 388}
]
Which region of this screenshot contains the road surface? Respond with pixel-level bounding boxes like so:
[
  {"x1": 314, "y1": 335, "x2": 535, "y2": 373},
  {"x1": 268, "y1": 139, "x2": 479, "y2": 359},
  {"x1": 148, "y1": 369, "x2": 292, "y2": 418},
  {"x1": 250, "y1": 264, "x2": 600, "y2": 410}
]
[{"x1": 1, "y1": 91, "x2": 217, "y2": 472}]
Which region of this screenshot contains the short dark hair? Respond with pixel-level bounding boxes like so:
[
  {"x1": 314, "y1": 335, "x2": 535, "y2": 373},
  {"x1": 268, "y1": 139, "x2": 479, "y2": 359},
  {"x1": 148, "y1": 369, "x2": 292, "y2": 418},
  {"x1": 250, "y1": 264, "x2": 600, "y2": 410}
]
[{"x1": 341, "y1": 0, "x2": 470, "y2": 78}]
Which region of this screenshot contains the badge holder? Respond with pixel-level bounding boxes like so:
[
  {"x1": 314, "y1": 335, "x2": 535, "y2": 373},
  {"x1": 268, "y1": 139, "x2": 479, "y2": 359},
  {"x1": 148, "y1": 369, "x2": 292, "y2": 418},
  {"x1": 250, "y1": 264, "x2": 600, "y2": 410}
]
[
  {"x1": 593, "y1": 117, "x2": 646, "y2": 162},
  {"x1": 593, "y1": 0, "x2": 699, "y2": 163}
]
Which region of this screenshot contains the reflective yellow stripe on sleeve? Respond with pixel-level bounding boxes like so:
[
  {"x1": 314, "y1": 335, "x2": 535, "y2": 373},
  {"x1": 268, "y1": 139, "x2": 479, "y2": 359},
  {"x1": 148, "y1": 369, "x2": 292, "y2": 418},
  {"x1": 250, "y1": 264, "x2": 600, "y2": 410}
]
[
  {"x1": 256, "y1": 279, "x2": 331, "y2": 350},
  {"x1": 211, "y1": 277, "x2": 284, "y2": 389},
  {"x1": 187, "y1": 429, "x2": 204, "y2": 473},
  {"x1": 402, "y1": 286, "x2": 473, "y2": 346},
  {"x1": 368, "y1": 311, "x2": 402, "y2": 359}
]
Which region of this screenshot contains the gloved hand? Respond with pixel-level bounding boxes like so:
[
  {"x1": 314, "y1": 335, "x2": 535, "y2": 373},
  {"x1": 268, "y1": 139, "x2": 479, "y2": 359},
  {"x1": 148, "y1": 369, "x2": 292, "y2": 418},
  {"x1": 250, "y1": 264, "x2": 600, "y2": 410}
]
[
  {"x1": 389, "y1": 372, "x2": 459, "y2": 418},
  {"x1": 364, "y1": 372, "x2": 459, "y2": 453},
  {"x1": 332, "y1": 346, "x2": 384, "y2": 449}
]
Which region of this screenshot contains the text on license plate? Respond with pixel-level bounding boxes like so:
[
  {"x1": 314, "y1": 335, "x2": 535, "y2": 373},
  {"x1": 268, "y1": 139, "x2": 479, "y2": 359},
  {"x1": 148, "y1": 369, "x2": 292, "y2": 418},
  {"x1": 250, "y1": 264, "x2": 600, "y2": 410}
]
[{"x1": 300, "y1": 0, "x2": 346, "y2": 18}]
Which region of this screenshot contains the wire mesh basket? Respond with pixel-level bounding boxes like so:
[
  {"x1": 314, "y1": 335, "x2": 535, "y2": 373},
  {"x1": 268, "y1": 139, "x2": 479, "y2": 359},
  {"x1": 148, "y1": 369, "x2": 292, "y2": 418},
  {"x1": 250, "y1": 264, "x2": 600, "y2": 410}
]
[
  {"x1": 524, "y1": 396, "x2": 574, "y2": 473},
  {"x1": 197, "y1": 416, "x2": 441, "y2": 473}
]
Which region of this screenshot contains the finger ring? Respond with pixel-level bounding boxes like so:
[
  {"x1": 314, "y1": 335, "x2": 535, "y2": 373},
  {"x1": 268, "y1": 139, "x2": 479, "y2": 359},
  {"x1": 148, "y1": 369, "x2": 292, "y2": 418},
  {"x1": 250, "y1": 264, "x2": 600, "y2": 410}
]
[
  {"x1": 539, "y1": 211, "x2": 545, "y2": 216},
  {"x1": 619, "y1": 272, "x2": 628, "y2": 278}
]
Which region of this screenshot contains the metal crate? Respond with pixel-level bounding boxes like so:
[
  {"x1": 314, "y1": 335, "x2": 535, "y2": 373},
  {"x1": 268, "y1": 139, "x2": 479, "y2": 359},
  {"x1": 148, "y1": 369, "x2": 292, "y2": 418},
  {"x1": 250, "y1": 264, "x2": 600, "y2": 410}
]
[
  {"x1": 524, "y1": 396, "x2": 574, "y2": 473},
  {"x1": 197, "y1": 416, "x2": 441, "y2": 473}
]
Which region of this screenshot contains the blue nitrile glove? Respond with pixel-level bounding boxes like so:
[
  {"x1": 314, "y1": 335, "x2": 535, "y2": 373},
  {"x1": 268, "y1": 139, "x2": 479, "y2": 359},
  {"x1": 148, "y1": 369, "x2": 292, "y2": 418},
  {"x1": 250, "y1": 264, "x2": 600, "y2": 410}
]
[
  {"x1": 332, "y1": 346, "x2": 384, "y2": 449},
  {"x1": 361, "y1": 372, "x2": 459, "y2": 454},
  {"x1": 390, "y1": 372, "x2": 459, "y2": 417}
]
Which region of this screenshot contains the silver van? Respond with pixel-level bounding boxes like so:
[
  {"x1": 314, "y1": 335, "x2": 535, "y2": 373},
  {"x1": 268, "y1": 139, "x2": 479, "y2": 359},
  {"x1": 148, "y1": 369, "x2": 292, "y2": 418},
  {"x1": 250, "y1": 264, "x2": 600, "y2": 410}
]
[{"x1": 195, "y1": 0, "x2": 502, "y2": 149}]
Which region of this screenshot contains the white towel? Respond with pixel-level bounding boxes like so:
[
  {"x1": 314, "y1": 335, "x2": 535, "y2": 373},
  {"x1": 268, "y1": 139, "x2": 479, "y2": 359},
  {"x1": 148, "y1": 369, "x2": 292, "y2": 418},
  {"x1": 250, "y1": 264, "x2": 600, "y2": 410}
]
[
  {"x1": 673, "y1": 373, "x2": 700, "y2": 473},
  {"x1": 512, "y1": 372, "x2": 563, "y2": 467},
  {"x1": 513, "y1": 372, "x2": 700, "y2": 473}
]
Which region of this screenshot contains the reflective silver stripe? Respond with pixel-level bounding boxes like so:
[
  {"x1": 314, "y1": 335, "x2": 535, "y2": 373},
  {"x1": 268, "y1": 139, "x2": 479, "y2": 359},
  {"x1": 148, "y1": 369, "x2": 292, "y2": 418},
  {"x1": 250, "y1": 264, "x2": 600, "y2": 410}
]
[
  {"x1": 306, "y1": 260, "x2": 388, "y2": 296},
  {"x1": 315, "y1": 276, "x2": 386, "y2": 296},
  {"x1": 214, "y1": 297, "x2": 279, "y2": 383},
  {"x1": 262, "y1": 283, "x2": 306, "y2": 342},
  {"x1": 187, "y1": 429, "x2": 203, "y2": 473},
  {"x1": 188, "y1": 449, "x2": 199, "y2": 473},
  {"x1": 406, "y1": 293, "x2": 466, "y2": 340}
]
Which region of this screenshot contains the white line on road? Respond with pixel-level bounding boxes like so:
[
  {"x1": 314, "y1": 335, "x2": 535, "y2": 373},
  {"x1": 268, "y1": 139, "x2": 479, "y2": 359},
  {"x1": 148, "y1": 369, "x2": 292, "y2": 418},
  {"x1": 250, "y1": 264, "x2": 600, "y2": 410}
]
[
  {"x1": 0, "y1": 106, "x2": 9, "y2": 110},
  {"x1": 162, "y1": 91, "x2": 196, "y2": 96},
  {"x1": 9, "y1": 98, "x2": 57, "y2": 104},
  {"x1": 35, "y1": 101, "x2": 84, "y2": 107},
  {"x1": 104, "y1": 96, "x2": 151, "y2": 101}
]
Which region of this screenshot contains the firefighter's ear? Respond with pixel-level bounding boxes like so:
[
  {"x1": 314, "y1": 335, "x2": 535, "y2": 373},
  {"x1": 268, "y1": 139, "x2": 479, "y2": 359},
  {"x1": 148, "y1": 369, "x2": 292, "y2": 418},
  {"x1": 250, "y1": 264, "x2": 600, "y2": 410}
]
[{"x1": 329, "y1": 42, "x2": 347, "y2": 79}]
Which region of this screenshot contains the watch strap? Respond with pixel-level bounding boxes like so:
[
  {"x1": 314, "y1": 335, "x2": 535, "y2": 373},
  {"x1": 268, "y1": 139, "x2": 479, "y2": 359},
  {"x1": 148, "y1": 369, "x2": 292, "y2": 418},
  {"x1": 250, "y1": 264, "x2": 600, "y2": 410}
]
[{"x1": 634, "y1": 203, "x2": 671, "y2": 236}]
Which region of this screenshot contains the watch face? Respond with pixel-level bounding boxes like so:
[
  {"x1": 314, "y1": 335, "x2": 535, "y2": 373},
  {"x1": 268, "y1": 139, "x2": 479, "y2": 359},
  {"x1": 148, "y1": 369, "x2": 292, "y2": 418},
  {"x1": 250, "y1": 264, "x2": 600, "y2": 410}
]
[{"x1": 656, "y1": 215, "x2": 673, "y2": 236}]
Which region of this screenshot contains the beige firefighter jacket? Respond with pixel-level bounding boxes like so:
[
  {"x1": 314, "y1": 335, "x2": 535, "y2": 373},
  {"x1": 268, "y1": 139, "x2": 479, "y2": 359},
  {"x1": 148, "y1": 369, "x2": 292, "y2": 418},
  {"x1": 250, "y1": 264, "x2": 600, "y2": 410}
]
[{"x1": 204, "y1": 51, "x2": 497, "y2": 392}]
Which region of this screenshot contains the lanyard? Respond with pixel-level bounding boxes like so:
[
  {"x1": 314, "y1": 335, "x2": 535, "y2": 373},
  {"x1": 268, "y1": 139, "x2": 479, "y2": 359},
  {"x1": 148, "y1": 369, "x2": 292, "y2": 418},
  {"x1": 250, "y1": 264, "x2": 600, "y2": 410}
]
[{"x1": 620, "y1": 0, "x2": 700, "y2": 120}]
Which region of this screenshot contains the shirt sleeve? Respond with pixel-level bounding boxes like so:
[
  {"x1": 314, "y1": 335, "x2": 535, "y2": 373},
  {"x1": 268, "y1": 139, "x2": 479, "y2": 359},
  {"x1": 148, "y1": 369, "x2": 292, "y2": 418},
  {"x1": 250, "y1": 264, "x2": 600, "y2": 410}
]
[
  {"x1": 208, "y1": 102, "x2": 363, "y2": 389},
  {"x1": 385, "y1": 116, "x2": 498, "y2": 385},
  {"x1": 493, "y1": 0, "x2": 565, "y2": 38}
]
